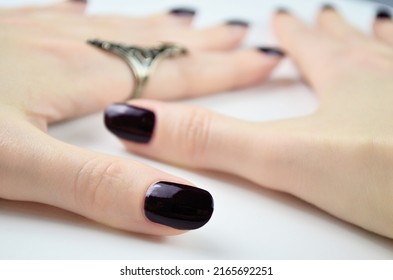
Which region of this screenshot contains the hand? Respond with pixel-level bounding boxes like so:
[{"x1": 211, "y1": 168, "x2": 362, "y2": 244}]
[
  {"x1": 0, "y1": 2, "x2": 283, "y2": 235},
  {"x1": 112, "y1": 6, "x2": 393, "y2": 238}
]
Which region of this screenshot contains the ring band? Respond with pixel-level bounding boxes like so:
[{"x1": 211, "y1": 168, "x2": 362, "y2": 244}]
[{"x1": 87, "y1": 39, "x2": 188, "y2": 99}]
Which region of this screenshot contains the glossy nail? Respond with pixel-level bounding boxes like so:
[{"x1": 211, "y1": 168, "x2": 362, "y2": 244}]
[
  {"x1": 145, "y1": 181, "x2": 214, "y2": 230},
  {"x1": 321, "y1": 4, "x2": 335, "y2": 11},
  {"x1": 376, "y1": 8, "x2": 392, "y2": 20},
  {"x1": 104, "y1": 103, "x2": 155, "y2": 144},
  {"x1": 169, "y1": 7, "x2": 196, "y2": 17},
  {"x1": 226, "y1": 20, "x2": 249, "y2": 27},
  {"x1": 257, "y1": 47, "x2": 285, "y2": 57}
]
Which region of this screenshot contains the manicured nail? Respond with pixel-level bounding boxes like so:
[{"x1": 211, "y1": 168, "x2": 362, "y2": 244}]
[
  {"x1": 145, "y1": 181, "x2": 214, "y2": 230},
  {"x1": 226, "y1": 19, "x2": 249, "y2": 27},
  {"x1": 104, "y1": 103, "x2": 155, "y2": 144},
  {"x1": 276, "y1": 8, "x2": 290, "y2": 14},
  {"x1": 321, "y1": 4, "x2": 335, "y2": 11},
  {"x1": 257, "y1": 47, "x2": 285, "y2": 57},
  {"x1": 376, "y1": 8, "x2": 392, "y2": 20},
  {"x1": 169, "y1": 7, "x2": 196, "y2": 17}
]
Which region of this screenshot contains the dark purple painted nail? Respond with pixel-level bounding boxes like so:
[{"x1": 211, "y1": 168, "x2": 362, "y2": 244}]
[
  {"x1": 321, "y1": 4, "x2": 335, "y2": 11},
  {"x1": 376, "y1": 8, "x2": 392, "y2": 20},
  {"x1": 226, "y1": 19, "x2": 249, "y2": 27},
  {"x1": 276, "y1": 8, "x2": 290, "y2": 14},
  {"x1": 145, "y1": 181, "x2": 214, "y2": 230},
  {"x1": 169, "y1": 7, "x2": 196, "y2": 17},
  {"x1": 257, "y1": 47, "x2": 285, "y2": 57},
  {"x1": 104, "y1": 103, "x2": 155, "y2": 144}
]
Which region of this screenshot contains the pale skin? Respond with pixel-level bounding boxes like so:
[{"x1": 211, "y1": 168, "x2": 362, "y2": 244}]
[
  {"x1": 1, "y1": 2, "x2": 393, "y2": 238},
  {"x1": 0, "y1": 2, "x2": 281, "y2": 235},
  {"x1": 122, "y1": 8, "x2": 393, "y2": 238}
]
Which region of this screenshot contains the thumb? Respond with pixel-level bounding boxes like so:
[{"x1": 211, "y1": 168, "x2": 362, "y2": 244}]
[{"x1": 0, "y1": 117, "x2": 213, "y2": 235}]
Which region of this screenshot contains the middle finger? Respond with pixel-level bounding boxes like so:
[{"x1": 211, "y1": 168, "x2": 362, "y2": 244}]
[{"x1": 317, "y1": 5, "x2": 365, "y2": 42}]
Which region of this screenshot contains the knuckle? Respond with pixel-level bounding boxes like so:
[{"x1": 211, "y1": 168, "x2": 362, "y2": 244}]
[
  {"x1": 174, "y1": 108, "x2": 212, "y2": 164},
  {"x1": 73, "y1": 157, "x2": 125, "y2": 214}
]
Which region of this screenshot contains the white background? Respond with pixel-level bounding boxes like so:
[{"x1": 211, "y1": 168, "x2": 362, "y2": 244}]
[{"x1": 1, "y1": 0, "x2": 393, "y2": 259}]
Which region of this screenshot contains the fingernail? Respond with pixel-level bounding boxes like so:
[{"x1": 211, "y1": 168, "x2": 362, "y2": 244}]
[
  {"x1": 257, "y1": 47, "x2": 286, "y2": 57},
  {"x1": 376, "y1": 8, "x2": 392, "y2": 20},
  {"x1": 69, "y1": 0, "x2": 87, "y2": 2},
  {"x1": 145, "y1": 181, "x2": 214, "y2": 230},
  {"x1": 321, "y1": 4, "x2": 335, "y2": 11},
  {"x1": 169, "y1": 7, "x2": 196, "y2": 17},
  {"x1": 104, "y1": 103, "x2": 155, "y2": 144},
  {"x1": 225, "y1": 19, "x2": 249, "y2": 27},
  {"x1": 276, "y1": 8, "x2": 290, "y2": 14}
]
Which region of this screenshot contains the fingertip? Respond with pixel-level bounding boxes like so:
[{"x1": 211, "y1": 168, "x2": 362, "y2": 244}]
[
  {"x1": 373, "y1": 8, "x2": 393, "y2": 46},
  {"x1": 375, "y1": 7, "x2": 392, "y2": 21},
  {"x1": 67, "y1": 147, "x2": 213, "y2": 235},
  {"x1": 196, "y1": 22, "x2": 249, "y2": 51},
  {"x1": 104, "y1": 103, "x2": 156, "y2": 144},
  {"x1": 272, "y1": 7, "x2": 295, "y2": 36},
  {"x1": 321, "y1": 3, "x2": 336, "y2": 12},
  {"x1": 166, "y1": 7, "x2": 197, "y2": 26},
  {"x1": 234, "y1": 48, "x2": 283, "y2": 86},
  {"x1": 145, "y1": 181, "x2": 214, "y2": 231},
  {"x1": 225, "y1": 19, "x2": 250, "y2": 27},
  {"x1": 275, "y1": 7, "x2": 291, "y2": 15},
  {"x1": 168, "y1": 7, "x2": 197, "y2": 17},
  {"x1": 256, "y1": 46, "x2": 286, "y2": 58}
]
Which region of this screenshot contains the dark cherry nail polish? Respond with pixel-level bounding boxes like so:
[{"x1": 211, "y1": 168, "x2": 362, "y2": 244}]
[
  {"x1": 376, "y1": 8, "x2": 392, "y2": 20},
  {"x1": 226, "y1": 20, "x2": 249, "y2": 27},
  {"x1": 257, "y1": 47, "x2": 286, "y2": 57},
  {"x1": 276, "y1": 8, "x2": 290, "y2": 14},
  {"x1": 104, "y1": 103, "x2": 155, "y2": 143},
  {"x1": 321, "y1": 4, "x2": 335, "y2": 11},
  {"x1": 169, "y1": 7, "x2": 196, "y2": 17},
  {"x1": 145, "y1": 181, "x2": 214, "y2": 230}
]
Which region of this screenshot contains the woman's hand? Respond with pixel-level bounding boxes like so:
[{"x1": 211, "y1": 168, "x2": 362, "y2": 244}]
[
  {"x1": 114, "y1": 6, "x2": 393, "y2": 238},
  {"x1": 0, "y1": 2, "x2": 282, "y2": 235}
]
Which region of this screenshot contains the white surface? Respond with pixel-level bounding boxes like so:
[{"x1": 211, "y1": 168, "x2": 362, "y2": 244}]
[{"x1": 1, "y1": 0, "x2": 393, "y2": 259}]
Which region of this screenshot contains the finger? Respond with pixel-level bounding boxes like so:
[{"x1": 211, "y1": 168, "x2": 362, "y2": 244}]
[
  {"x1": 317, "y1": 5, "x2": 364, "y2": 42},
  {"x1": 102, "y1": 100, "x2": 304, "y2": 188},
  {"x1": 143, "y1": 48, "x2": 284, "y2": 99},
  {"x1": 103, "y1": 101, "x2": 259, "y2": 175},
  {"x1": 165, "y1": 7, "x2": 197, "y2": 26},
  {"x1": 0, "y1": 117, "x2": 213, "y2": 235},
  {"x1": 189, "y1": 20, "x2": 249, "y2": 50},
  {"x1": 373, "y1": 8, "x2": 393, "y2": 46},
  {"x1": 272, "y1": 9, "x2": 338, "y2": 93}
]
